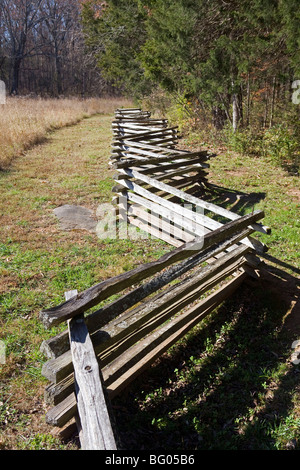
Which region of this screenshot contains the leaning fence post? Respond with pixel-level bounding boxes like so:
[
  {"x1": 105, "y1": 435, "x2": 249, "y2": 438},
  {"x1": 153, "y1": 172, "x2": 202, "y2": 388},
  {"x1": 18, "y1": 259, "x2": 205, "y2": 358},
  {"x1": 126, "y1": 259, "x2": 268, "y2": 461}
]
[{"x1": 65, "y1": 290, "x2": 117, "y2": 450}]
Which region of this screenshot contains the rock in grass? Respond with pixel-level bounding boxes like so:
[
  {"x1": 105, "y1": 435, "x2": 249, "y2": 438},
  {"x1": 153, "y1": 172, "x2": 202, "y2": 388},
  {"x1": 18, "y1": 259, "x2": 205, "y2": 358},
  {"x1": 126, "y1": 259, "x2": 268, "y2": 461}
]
[{"x1": 53, "y1": 205, "x2": 97, "y2": 232}]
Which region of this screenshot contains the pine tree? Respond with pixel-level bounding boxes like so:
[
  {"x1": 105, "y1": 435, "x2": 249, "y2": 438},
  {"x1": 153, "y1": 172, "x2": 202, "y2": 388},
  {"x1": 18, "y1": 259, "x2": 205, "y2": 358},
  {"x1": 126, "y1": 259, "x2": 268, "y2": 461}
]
[{"x1": 82, "y1": 0, "x2": 151, "y2": 97}]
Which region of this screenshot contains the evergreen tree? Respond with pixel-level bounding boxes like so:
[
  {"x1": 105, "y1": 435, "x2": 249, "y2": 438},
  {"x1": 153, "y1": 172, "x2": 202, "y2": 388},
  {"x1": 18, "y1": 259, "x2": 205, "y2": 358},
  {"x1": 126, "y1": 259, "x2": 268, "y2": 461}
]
[
  {"x1": 82, "y1": 0, "x2": 300, "y2": 130},
  {"x1": 82, "y1": 0, "x2": 152, "y2": 97}
]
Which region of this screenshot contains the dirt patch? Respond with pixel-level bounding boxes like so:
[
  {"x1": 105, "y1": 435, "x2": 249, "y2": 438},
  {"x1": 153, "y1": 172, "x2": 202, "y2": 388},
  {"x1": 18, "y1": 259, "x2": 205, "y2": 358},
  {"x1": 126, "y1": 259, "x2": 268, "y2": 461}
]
[
  {"x1": 223, "y1": 168, "x2": 248, "y2": 177},
  {"x1": 287, "y1": 188, "x2": 300, "y2": 202}
]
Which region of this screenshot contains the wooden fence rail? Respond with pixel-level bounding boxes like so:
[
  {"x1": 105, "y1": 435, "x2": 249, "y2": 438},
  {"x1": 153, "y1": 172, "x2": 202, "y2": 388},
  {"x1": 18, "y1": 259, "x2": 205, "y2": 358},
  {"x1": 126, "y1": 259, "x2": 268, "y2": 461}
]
[{"x1": 39, "y1": 108, "x2": 270, "y2": 449}]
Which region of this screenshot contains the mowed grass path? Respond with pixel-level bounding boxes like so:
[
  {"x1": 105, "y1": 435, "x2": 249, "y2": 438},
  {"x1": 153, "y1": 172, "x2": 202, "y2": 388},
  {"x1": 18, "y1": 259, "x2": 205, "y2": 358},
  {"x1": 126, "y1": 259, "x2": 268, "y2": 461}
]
[{"x1": 0, "y1": 113, "x2": 168, "y2": 450}]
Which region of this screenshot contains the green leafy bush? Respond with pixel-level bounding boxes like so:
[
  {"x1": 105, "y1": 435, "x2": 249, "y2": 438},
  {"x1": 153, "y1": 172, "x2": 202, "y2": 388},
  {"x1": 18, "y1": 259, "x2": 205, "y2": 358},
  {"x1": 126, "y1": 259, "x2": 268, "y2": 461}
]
[
  {"x1": 222, "y1": 124, "x2": 264, "y2": 156},
  {"x1": 222, "y1": 122, "x2": 299, "y2": 174},
  {"x1": 262, "y1": 124, "x2": 299, "y2": 171}
]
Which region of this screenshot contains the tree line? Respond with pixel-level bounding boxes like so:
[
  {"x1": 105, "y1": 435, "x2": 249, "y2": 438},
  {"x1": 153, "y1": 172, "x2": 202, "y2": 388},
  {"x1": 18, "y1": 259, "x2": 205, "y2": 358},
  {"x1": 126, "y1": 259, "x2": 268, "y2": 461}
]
[
  {"x1": 82, "y1": 0, "x2": 300, "y2": 134},
  {"x1": 0, "y1": 0, "x2": 116, "y2": 97},
  {"x1": 1, "y1": 0, "x2": 299, "y2": 142}
]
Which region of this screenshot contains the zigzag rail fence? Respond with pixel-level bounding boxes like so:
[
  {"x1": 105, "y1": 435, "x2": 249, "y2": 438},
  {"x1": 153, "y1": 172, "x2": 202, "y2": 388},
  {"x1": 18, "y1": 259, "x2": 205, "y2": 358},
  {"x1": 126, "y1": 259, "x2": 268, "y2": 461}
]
[{"x1": 39, "y1": 108, "x2": 271, "y2": 449}]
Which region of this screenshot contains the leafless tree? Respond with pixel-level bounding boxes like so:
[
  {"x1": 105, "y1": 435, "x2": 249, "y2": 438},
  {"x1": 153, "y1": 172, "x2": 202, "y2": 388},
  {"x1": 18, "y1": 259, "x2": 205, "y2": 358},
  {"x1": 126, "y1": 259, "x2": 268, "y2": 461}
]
[{"x1": 0, "y1": 0, "x2": 46, "y2": 94}]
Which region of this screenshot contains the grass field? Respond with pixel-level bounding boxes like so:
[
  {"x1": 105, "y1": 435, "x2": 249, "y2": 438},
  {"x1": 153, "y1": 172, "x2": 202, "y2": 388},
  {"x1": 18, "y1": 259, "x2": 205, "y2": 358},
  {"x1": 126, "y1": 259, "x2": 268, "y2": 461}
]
[
  {"x1": 0, "y1": 106, "x2": 299, "y2": 450},
  {"x1": 0, "y1": 96, "x2": 132, "y2": 170}
]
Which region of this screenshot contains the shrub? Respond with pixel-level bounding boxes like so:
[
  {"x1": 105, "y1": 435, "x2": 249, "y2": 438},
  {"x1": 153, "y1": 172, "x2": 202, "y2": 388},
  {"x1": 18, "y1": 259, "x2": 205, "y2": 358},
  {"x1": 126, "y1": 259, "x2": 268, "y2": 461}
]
[
  {"x1": 222, "y1": 123, "x2": 264, "y2": 156},
  {"x1": 262, "y1": 124, "x2": 299, "y2": 171}
]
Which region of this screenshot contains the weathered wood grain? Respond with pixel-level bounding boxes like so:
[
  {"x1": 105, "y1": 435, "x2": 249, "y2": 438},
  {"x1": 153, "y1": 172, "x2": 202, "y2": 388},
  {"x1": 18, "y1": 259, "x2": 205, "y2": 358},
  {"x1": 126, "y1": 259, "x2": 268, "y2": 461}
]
[
  {"x1": 42, "y1": 245, "x2": 249, "y2": 385},
  {"x1": 39, "y1": 210, "x2": 264, "y2": 328},
  {"x1": 68, "y1": 314, "x2": 117, "y2": 450},
  {"x1": 40, "y1": 226, "x2": 254, "y2": 360},
  {"x1": 45, "y1": 271, "x2": 247, "y2": 427}
]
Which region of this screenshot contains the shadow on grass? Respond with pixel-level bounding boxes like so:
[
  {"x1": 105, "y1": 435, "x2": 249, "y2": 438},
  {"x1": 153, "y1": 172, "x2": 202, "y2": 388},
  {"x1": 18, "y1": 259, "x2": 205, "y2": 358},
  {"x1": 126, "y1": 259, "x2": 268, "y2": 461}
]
[
  {"x1": 112, "y1": 258, "x2": 300, "y2": 450},
  {"x1": 199, "y1": 182, "x2": 267, "y2": 217}
]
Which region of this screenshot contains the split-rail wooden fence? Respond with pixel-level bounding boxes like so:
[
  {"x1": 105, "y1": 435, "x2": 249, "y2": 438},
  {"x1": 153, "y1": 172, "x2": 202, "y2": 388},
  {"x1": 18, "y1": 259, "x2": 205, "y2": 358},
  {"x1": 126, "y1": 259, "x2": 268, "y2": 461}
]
[{"x1": 39, "y1": 108, "x2": 270, "y2": 449}]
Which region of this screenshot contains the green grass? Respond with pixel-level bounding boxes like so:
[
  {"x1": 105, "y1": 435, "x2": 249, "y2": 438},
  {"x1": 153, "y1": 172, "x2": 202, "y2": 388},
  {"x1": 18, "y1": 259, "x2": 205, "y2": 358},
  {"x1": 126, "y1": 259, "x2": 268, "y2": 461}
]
[{"x1": 0, "y1": 111, "x2": 299, "y2": 450}]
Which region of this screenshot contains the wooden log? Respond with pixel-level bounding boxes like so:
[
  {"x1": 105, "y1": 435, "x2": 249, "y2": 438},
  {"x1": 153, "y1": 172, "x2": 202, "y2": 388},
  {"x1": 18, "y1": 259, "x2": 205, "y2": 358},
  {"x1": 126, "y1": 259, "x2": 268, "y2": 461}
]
[
  {"x1": 116, "y1": 183, "x2": 264, "y2": 255},
  {"x1": 111, "y1": 142, "x2": 199, "y2": 155},
  {"x1": 134, "y1": 136, "x2": 179, "y2": 147},
  {"x1": 112, "y1": 153, "x2": 210, "y2": 169},
  {"x1": 128, "y1": 204, "x2": 195, "y2": 243},
  {"x1": 43, "y1": 246, "x2": 249, "y2": 383},
  {"x1": 41, "y1": 226, "x2": 254, "y2": 360},
  {"x1": 44, "y1": 251, "x2": 247, "y2": 405},
  {"x1": 115, "y1": 135, "x2": 179, "y2": 147},
  {"x1": 126, "y1": 191, "x2": 207, "y2": 238},
  {"x1": 113, "y1": 167, "x2": 207, "y2": 184},
  {"x1": 112, "y1": 145, "x2": 173, "y2": 160},
  {"x1": 42, "y1": 349, "x2": 73, "y2": 383},
  {"x1": 113, "y1": 139, "x2": 206, "y2": 159},
  {"x1": 112, "y1": 125, "x2": 170, "y2": 137},
  {"x1": 46, "y1": 393, "x2": 77, "y2": 427},
  {"x1": 41, "y1": 329, "x2": 70, "y2": 360},
  {"x1": 113, "y1": 126, "x2": 178, "y2": 142},
  {"x1": 134, "y1": 157, "x2": 209, "y2": 175},
  {"x1": 166, "y1": 174, "x2": 208, "y2": 190},
  {"x1": 117, "y1": 179, "x2": 224, "y2": 232},
  {"x1": 107, "y1": 270, "x2": 247, "y2": 397},
  {"x1": 127, "y1": 214, "x2": 183, "y2": 247},
  {"x1": 112, "y1": 177, "x2": 207, "y2": 202},
  {"x1": 45, "y1": 373, "x2": 75, "y2": 405},
  {"x1": 154, "y1": 166, "x2": 206, "y2": 182},
  {"x1": 96, "y1": 247, "x2": 249, "y2": 368},
  {"x1": 39, "y1": 210, "x2": 264, "y2": 329},
  {"x1": 68, "y1": 313, "x2": 117, "y2": 450}
]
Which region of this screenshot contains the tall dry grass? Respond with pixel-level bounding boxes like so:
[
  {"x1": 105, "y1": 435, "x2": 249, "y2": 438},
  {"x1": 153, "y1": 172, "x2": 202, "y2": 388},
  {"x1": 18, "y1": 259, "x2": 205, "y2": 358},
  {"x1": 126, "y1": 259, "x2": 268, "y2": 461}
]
[{"x1": 0, "y1": 96, "x2": 132, "y2": 169}]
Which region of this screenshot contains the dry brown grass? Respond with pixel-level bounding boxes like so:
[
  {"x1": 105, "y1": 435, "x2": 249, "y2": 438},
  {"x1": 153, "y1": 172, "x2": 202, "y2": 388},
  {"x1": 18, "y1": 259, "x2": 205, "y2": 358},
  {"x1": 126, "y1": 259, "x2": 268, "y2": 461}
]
[{"x1": 0, "y1": 96, "x2": 132, "y2": 169}]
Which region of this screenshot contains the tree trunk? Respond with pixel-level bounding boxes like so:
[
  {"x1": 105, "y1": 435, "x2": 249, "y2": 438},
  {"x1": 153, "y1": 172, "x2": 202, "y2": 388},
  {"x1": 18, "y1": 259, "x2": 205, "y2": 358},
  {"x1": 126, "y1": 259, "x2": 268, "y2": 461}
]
[
  {"x1": 55, "y1": 55, "x2": 63, "y2": 96},
  {"x1": 232, "y1": 92, "x2": 239, "y2": 132},
  {"x1": 269, "y1": 76, "x2": 276, "y2": 128},
  {"x1": 212, "y1": 106, "x2": 226, "y2": 130},
  {"x1": 246, "y1": 73, "x2": 251, "y2": 127},
  {"x1": 10, "y1": 57, "x2": 22, "y2": 95},
  {"x1": 238, "y1": 87, "x2": 243, "y2": 127}
]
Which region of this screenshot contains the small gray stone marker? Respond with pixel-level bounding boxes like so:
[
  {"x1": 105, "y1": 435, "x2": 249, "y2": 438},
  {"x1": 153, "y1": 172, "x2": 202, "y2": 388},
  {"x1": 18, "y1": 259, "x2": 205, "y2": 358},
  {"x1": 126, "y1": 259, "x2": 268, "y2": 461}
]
[{"x1": 53, "y1": 205, "x2": 97, "y2": 232}]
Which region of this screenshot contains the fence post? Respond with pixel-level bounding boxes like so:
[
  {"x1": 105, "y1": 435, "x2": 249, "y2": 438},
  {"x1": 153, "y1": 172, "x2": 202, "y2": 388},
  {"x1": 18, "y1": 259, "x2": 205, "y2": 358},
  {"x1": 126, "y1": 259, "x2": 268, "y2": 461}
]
[{"x1": 65, "y1": 291, "x2": 117, "y2": 450}]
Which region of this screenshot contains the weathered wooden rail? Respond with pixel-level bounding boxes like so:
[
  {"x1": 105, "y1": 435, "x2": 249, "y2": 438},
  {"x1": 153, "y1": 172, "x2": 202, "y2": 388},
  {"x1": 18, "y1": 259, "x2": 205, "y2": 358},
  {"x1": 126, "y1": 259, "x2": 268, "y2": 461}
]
[{"x1": 39, "y1": 108, "x2": 270, "y2": 449}]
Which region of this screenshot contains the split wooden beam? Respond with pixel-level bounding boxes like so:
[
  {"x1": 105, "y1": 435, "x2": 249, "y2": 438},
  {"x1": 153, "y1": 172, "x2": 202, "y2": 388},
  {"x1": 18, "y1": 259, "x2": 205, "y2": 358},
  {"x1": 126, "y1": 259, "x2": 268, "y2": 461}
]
[
  {"x1": 40, "y1": 225, "x2": 255, "y2": 361},
  {"x1": 65, "y1": 291, "x2": 117, "y2": 450},
  {"x1": 44, "y1": 270, "x2": 247, "y2": 428},
  {"x1": 39, "y1": 210, "x2": 265, "y2": 329}
]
